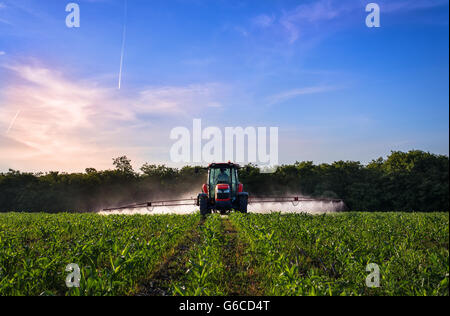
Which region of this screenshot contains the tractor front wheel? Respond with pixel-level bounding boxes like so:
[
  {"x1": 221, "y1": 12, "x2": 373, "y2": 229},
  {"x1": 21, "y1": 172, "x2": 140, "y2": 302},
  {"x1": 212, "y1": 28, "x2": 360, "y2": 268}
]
[
  {"x1": 199, "y1": 196, "x2": 210, "y2": 216},
  {"x1": 238, "y1": 195, "x2": 248, "y2": 214}
]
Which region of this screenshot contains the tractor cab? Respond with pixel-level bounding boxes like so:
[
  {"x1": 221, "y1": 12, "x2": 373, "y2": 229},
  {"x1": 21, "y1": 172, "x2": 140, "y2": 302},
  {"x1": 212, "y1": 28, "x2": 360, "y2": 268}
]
[{"x1": 197, "y1": 163, "x2": 248, "y2": 215}]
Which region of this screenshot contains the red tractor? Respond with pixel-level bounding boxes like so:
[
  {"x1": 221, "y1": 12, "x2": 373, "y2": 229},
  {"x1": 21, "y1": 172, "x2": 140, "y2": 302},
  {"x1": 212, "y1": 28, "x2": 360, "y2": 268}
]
[{"x1": 196, "y1": 163, "x2": 248, "y2": 215}]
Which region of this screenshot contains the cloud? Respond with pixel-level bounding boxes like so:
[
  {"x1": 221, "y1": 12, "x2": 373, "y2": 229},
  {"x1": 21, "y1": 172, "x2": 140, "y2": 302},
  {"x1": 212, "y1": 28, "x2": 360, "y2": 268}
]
[
  {"x1": 136, "y1": 83, "x2": 225, "y2": 116},
  {"x1": 262, "y1": 0, "x2": 449, "y2": 44},
  {"x1": 279, "y1": 0, "x2": 353, "y2": 44},
  {"x1": 233, "y1": 26, "x2": 249, "y2": 37},
  {"x1": 285, "y1": 0, "x2": 341, "y2": 23},
  {"x1": 252, "y1": 14, "x2": 275, "y2": 28},
  {"x1": 267, "y1": 86, "x2": 338, "y2": 105},
  {"x1": 0, "y1": 18, "x2": 11, "y2": 25},
  {"x1": 207, "y1": 102, "x2": 222, "y2": 108},
  {"x1": 0, "y1": 51, "x2": 5, "y2": 56},
  {"x1": 0, "y1": 2, "x2": 10, "y2": 25},
  {"x1": 0, "y1": 62, "x2": 225, "y2": 172}
]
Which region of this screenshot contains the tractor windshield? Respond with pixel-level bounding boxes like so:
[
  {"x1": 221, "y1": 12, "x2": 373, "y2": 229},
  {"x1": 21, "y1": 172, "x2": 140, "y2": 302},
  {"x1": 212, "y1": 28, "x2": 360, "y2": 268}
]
[
  {"x1": 208, "y1": 166, "x2": 238, "y2": 198},
  {"x1": 211, "y1": 167, "x2": 230, "y2": 185}
]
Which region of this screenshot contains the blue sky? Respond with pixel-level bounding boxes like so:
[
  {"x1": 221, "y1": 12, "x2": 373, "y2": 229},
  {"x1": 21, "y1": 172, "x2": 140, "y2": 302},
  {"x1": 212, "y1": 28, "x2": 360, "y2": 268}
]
[{"x1": 0, "y1": 0, "x2": 448, "y2": 171}]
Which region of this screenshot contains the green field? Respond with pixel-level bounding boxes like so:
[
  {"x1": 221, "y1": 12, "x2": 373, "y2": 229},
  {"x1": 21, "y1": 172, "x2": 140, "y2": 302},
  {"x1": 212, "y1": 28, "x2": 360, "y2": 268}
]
[{"x1": 0, "y1": 212, "x2": 448, "y2": 296}]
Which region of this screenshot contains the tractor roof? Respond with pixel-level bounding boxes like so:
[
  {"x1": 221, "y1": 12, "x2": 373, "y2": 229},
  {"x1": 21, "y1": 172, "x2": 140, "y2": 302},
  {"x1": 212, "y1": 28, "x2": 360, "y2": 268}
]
[{"x1": 208, "y1": 162, "x2": 241, "y2": 169}]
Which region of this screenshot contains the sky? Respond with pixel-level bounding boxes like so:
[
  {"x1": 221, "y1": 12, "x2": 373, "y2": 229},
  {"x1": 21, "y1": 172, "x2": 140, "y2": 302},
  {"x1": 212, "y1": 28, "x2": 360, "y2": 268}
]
[{"x1": 0, "y1": 0, "x2": 448, "y2": 172}]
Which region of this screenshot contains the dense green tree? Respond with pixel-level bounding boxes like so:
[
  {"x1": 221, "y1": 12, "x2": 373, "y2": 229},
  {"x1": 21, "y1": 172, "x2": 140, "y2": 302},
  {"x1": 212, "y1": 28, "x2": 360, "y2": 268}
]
[
  {"x1": 113, "y1": 156, "x2": 135, "y2": 175},
  {"x1": 0, "y1": 151, "x2": 448, "y2": 213}
]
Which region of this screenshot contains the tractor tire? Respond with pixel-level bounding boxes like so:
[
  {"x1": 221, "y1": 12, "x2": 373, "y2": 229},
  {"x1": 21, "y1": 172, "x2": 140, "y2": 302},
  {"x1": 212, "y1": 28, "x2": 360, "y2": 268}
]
[
  {"x1": 238, "y1": 195, "x2": 248, "y2": 214},
  {"x1": 199, "y1": 196, "x2": 210, "y2": 216}
]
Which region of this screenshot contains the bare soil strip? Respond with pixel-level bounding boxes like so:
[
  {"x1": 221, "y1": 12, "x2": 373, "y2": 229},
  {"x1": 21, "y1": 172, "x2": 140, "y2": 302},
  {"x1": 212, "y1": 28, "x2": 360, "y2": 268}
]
[
  {"x1": 221, "y1": 217, "x2": 262, "y2": 296},
  {"x1": 136, "y1": 218, "x2": 205, "y2": 296}
]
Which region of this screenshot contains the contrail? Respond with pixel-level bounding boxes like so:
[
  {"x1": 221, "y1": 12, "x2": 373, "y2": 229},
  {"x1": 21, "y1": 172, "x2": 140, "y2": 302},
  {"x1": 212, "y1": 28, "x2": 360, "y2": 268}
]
[
  {"x1": 118, "y1": 0, "x2": 128, "y2": 90},
  {"x1": 6, "y1": 109, "x2": 21, "y2": 134}
]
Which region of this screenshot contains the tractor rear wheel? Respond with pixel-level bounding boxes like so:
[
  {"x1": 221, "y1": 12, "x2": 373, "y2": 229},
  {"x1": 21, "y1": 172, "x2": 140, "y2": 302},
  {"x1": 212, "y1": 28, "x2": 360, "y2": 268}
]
[
  {"x1": 199, "y1": 197, "x2": 210, "y2": 216},
  {"x1": 238, "y1": 195, "x2": 248, "y2": 214}
]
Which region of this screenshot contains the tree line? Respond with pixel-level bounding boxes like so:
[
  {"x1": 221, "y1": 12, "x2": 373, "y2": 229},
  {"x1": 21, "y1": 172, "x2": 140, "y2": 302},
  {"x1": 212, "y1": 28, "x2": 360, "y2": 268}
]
[{"x1": 0, "y1": 150, "x2": 448, "y2": 213}]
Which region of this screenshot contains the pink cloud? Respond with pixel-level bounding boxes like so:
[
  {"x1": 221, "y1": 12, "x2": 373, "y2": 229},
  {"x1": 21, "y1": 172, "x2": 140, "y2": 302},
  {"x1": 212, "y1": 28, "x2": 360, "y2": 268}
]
[{"x1": 0, "y1": 62, "x2": 225, "y2": 172}]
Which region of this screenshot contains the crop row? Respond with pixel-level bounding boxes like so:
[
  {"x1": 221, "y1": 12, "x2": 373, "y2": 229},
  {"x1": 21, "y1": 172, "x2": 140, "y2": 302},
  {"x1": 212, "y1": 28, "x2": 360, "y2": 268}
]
[
  {"x1": 173, "y1": 214, "x2": 228, "y2": 296},
  {"x1": 0, "y1": 213, "x2": 200, "y2": 296},
  {"x1": 229, "y1": 212, "x2": 449, "y2": 296}
]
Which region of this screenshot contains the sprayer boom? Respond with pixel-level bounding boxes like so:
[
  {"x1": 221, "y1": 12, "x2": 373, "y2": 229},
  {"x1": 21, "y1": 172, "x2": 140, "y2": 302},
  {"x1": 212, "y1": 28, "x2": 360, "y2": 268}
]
[{"x1": 102, "y1": 196, "x2": 344, "y2": 212}]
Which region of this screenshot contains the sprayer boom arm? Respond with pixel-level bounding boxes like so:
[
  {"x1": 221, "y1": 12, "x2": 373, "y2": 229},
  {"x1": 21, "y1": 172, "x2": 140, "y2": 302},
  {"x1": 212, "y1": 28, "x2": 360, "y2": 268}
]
[
  {"x1": 102, "y1": 198, "x2": 197, "y2": 211},
  {"x1": 248, "y1": 196, "x2": 343, "y2": 204},
  {"x1": 102, "y1": 196, "x2": 343, "y2": 212}
]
